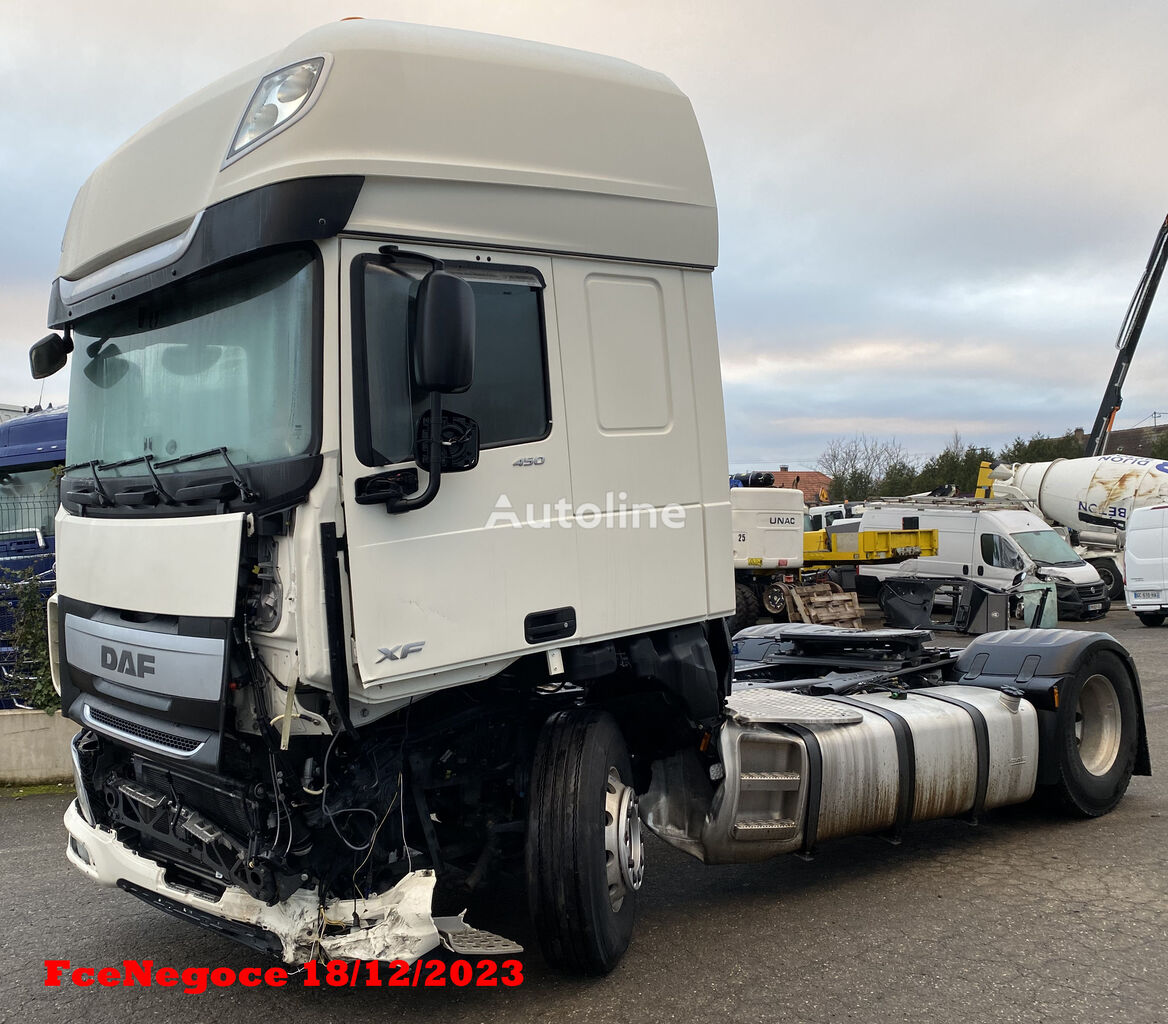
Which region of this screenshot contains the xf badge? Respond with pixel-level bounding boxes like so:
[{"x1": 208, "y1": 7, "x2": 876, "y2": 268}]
[{"x1": 376, "y1": 641, "x2": 426, "y2": 663}]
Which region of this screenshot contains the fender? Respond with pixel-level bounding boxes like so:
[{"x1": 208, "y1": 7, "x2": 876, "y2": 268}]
[{"x1": 951, "y1": 629, "x2": 1150, "y2": 781}]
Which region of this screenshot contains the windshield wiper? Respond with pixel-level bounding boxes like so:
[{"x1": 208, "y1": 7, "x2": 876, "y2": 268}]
[
  {"x1": 64, "y1": 448, "x2": 259, "y2": 508},
  {"x1": 97, "y1": 453, "x2": 178, "y2": 506},
  {"x1": 154, "y1": 447, "x2": 259, "y2": 503},
  {"x1": 63, "y1": 460, "x2": 116, "y2": 507}
]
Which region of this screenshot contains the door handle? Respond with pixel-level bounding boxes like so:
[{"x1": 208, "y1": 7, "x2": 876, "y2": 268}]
[{"x1": 525, "y1": 607, "x2": 577, "y2": 644}]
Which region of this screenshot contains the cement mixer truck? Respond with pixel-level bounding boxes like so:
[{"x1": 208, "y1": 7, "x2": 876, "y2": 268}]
[{"x1": 982, "y1": 455, "x2": 1168, "y2": 598}]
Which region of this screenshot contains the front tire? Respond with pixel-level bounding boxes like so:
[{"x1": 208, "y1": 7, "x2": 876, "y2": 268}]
[
  {"x1": 1039, "y1": 651, "x2": 1138, "y2": 817},
  {"x1": 526, "y1": 710, "x2": 643, "y2": 974}
]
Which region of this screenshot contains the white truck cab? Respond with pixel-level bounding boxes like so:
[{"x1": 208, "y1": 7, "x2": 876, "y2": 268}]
[
  {"x1": 730, "y1": 486, "x2": 804, "y2": 629},
  {"x1": 36, "y1": 20, "x2": 731, "y2": 973},
  {"x1": 731, "y1": 487, "x2": 804, "y2": 571},
  {"x1": 1123, "y1": 504, "x2": 1168, "y2": 626},
  {"x1": 857, "y1": 501, "x2": 1109, "y2": 620}
]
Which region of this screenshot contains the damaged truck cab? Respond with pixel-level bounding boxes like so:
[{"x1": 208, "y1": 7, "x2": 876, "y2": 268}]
[{"x1": 36, "y1": 20, "x2": 1149, "y2": 975}]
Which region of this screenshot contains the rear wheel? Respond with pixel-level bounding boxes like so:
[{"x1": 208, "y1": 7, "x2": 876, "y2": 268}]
[
  {"x1": 526, "y1": 710, "x2": 644, "y2": 974},
  {"x1": 1089, "y1": 558, "x2": 1124, "y2": 601},
  {"x1": 1136, "y1": 612, "x2": 1165, "y2": 627},
  {"x1": 730, "y1": 582, "x2": 760, "y2": 635},
  {"x1": 1039, "y1": 650, "x2": 1138, "y2": 817},
  {"x1": 761, "y1": 581, "x2": 791, "y2": 620}
]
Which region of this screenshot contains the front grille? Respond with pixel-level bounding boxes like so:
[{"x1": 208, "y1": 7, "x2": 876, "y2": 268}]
[
  {"x1": 1077, "y1": 582, "x2": 1105, "y2": 601},
  {"x1": 89, "y1": 707, "x2": 201, "y2": 753}
]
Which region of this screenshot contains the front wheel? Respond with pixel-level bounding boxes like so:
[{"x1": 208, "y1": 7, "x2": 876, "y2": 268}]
[
  {"x1": 1137, "y1": 611, "x2": 1166, "y2": 627},
  {"x1": 1038, "y1": 651, "x2": 1138, "y2": 817},
  {"x1": 526, "y1": 710, "x2": 644, "y2": 974}
]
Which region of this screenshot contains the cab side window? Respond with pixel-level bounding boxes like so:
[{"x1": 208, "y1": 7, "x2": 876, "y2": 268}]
[
  {"x1": 353, "y1": 259, "x2": 550, "y2": 467},
  {"x1": 981, "y1": 533, "x2": 1023, "y2": 570}
]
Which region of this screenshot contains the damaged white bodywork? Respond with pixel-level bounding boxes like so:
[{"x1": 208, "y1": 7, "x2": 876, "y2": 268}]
[{"x1": 64, "y1": 800, "x2": 442, "y2": 964}]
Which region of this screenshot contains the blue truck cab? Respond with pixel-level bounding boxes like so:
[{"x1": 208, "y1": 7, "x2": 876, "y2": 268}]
[
  {"x1": 0, "y1": 407, "x2": 65, "y2": 703},
  {"x1": 0, "y1": 407, "x2": 66, "y2": 574}
]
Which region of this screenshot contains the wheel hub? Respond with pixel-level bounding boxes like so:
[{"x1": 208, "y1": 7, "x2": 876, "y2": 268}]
[
  {"x1": 1075, "y1": 674, "x2": 1121, "y2": 776},
  {"x1": 762, "y1": 583, "x2": 787, "y2": 617},
  {"x1": 604, "y1": 767, "x2": 644, "y2": 912}
]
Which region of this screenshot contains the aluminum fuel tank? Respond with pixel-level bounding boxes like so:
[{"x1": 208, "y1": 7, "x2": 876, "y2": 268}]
[{"x1": 804, "y1": 685, "x2": 1039, "y2": 844}]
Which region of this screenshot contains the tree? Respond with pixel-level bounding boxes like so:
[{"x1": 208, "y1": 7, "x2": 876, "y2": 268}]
[
  {"x1": 913, "y1": 432, "x2": 996, "y2": 495},
  {"x1": 998, "y1": 430, "x2": 1083, "y2": 464},
  {"x1": 1149, "y1": 432, "x2": 1168, "y2": 463},
  {"x1": 879, "y1": 458, "x2": 920, "y2": 498},
  {"x1": 1, "y1": 567, "x2": 56, "y2": 711},
  {"x1": 817, "y1": 434, "x2": 912, "y2": 501}
]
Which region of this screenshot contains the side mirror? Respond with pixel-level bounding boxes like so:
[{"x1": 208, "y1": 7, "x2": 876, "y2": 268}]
[
  {"x1": 413, "y1": 270, "x2": 474, "y2": 393},
  {"x1": 30, "y1": 332, "x2": 73, "y2": 380}
]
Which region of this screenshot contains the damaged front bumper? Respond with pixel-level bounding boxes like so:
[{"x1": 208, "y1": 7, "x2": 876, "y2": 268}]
[{"x1": 64, "y1": 798, "x2": 444, "y2": 964}]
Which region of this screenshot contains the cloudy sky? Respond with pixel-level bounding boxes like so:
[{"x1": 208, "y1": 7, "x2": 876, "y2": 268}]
[{"x1": 3, "y1": 0, "x2": 1168, "y2": 470}]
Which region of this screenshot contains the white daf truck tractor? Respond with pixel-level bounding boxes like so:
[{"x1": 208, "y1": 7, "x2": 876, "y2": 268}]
[{"x1": 32, "y1": 20, "x2": 1150, "y2": 976}]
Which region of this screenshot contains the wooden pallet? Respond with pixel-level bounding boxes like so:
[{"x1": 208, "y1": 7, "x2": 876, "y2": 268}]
[{"x1": 788, "y1": 583, "x2": 864, "y2": 629}]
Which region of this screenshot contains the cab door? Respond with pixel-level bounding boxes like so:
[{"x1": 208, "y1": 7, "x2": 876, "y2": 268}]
[{"x1": 338, "y1": 239, "x2": 576, "y2": 687}]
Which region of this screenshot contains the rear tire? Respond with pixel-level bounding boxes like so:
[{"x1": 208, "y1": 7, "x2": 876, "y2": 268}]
[
  {"x1": 761, "y1": 581, "x2": 791, "y2": 620},
  {"x1": 1089, "y1": 558, "x2": 1124, "y2": 601},
  {"x1": 526, "y1": 710, "x2": 643, "y2": 975},
  {"x1": 1038, "y1": 650, "x2": 1138, "y2": 817},
  {"x1": 730, "y1": 582, "x2": 760, "y2": 635},
  {"x1": 1136, "y1": 612, "x2": 1165, "y2": 627}
]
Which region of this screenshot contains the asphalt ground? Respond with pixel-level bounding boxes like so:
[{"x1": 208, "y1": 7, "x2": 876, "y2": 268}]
[{"x1": 2, "y1": 610, "x2": 1165, "y2": 1024}]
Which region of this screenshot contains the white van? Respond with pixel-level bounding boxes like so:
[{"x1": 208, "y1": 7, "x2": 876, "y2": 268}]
[
  {"x1": 805, "y1": 501, "x2": 865, "y2": 533},
  {"x1": 856, "y1": 501, "x2": 1109, "y2": 620},
  {"x1": 1122, "y1": 504, "x2": 1168, "y2": 626}
]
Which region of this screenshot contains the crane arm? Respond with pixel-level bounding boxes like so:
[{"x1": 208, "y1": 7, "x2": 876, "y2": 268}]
[{"x1": 1085, "y1": 213, "x2": 1168, "y2": 457}]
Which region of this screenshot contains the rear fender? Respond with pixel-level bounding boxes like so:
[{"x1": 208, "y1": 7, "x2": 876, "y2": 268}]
[{"x1": 950, "y1": 629, "x2": 1150, "y2": 780}]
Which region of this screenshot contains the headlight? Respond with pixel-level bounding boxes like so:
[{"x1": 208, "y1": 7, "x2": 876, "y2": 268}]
[{"x1": 224, "y1": 56, "x2": 329, "y2": 167}]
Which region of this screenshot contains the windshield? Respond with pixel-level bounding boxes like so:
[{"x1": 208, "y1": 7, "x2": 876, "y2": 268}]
[
  {"x1": 1011, "y1": 529, "x2": 1084, "y2": 567},
  {"x1": 0, "y1": 465, "x2": 60, "y2": 538},
  {"x1": 67, "y1": 248, "x2": 318, "y2": 471}
]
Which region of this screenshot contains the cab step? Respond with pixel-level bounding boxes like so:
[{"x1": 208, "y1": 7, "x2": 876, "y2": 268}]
[
  {"x1": 739, "y1": 771, "x2": 801, "y2": 790},
  {"x1": 732, "y1": 818, "x2": 799, "y2": 839},
  {"x1": 434, "y1": 916, "x2": 523, "y2": 956}
]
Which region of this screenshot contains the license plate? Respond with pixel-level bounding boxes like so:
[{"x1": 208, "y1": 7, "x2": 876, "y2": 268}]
[
  {"x1": 1134, "y1": 590, "x2": 1159, "y2": 600},
  {"x1": 1087, "y1": 603, "x2": 1102, "y2": 612}
]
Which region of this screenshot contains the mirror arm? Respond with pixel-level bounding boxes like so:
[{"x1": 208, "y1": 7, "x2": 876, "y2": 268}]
[{"x1": 386, "y1": 392, "x2": 443, "y2": 514}]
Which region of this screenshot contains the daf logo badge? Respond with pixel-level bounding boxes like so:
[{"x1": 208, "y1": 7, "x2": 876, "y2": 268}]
[
  {"x1": 376, "y1": 641, "x2": 426, "y2": 663},
  {"x1": 100, "y1": 645, "x2": 156, "y2": 678}
]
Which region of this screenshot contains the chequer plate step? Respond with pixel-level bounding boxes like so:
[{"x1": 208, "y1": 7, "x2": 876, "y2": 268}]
[{"x1": 725, "y1": 688, "x2": 863, "y2": 725}]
